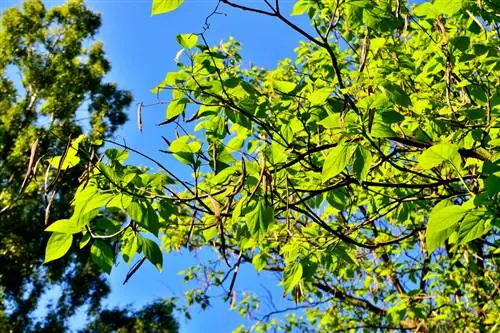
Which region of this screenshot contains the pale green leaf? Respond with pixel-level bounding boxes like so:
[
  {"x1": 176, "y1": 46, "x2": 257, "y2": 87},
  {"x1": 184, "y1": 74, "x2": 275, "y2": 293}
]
[
  {"x1": 434, "y1": 0, "x2": 462, "y2": 17},
  {"x1": 426, "y1": 201, "x2": 471, "y2": 253},
  {"x1": 273, "y1": 80, "x2": 296, "y2": 93},
  {"x1": 418, "y1": 143, "x2": 460, "y2": 170},
  {"x1": 245, "y1": 198, "x2": 274, "y2": 239},
  {"x1": 308, "y1": 88, "x2": 331, "y2": 106},
  {"x1": 122, "y1": 236, "x2": 139, "y2": 264},
  {"x1": 44, "y1": 233, "x2": 73, "y2": 263},
  {"x1": 322, "y1": 143, "x2": 356, "y2": 182},
  {"x1": 166, "y1": 99, "x2": 186, "y2": 120},
  {"x1": 291, "y1": 0, "x2": 310, "y2": 16},
  {"x1": 151, "y1": 0, "x2": 184, "y2": 15},
  {"x1": 370, "y1": 122, "x2": 396, "y2": 138},
  {"x1": 176, "y1": 33, "x2": 197, "y2": 49},
  {"x1": 458, "y1": 209, "x2": 491, "y2": 244},
  {"x1": 283, "y1": 262, "x2": 303, "y2": 294},
  {"x1": 45, "y1": 219, "x2": 81, "y2": 234}
]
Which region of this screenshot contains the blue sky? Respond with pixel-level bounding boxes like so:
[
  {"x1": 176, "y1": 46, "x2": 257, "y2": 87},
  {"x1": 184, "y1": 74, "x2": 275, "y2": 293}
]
[{"x1": 1, "y1": 0, "x2": 310, "y2": 331}]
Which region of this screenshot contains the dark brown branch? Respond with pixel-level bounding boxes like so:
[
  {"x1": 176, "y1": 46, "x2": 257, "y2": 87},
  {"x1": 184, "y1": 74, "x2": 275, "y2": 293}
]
[{"x1": 313, "y1": 281, "x2": 386, "y2": 315}]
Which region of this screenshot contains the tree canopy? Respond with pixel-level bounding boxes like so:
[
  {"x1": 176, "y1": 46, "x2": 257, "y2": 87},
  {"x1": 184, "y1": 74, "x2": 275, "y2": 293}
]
[
  {"x1": 44, "y1": 0, "x2": 499, "y2": 332},
  {"x1": 0, "y1": 0, "x2": 177, "y2": 331}
]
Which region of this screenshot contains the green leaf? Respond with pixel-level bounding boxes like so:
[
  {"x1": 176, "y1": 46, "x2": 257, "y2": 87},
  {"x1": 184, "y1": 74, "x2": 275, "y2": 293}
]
[
  {"x1": 126, "y1": 200, "x2": 145, "y2": 222},
  {"x1": 105, "y1": 149, "x2": 128, "y2": 163},
  {"x1": 381, "y1": 110, "x2": 405, "y2": 124},
  {"x1": 291, "y1": 0, "x2": 310, "y2": 16},
  {"x1": 90, "y1": 240, "x2": 114, "y2": 274},
  {"x1": 169, "y1": 136, "x2": 201, "y2": 165},
  {"x1": 273, "y1": 80, "x2": 296, "y2": 93},
  {"x1": 47, "y1": 154, "x2": 80, "y2": 170},
  {"x1": 371, "y1": 121, "x2": 396, "y2": 138},
  {"x1": 318, "y1": 114, "x2": 341, "y2": 129},
  {"x1": 44, "y1": 233, "x2": 73, "y2": 263},
  {"x1": 166, "y1": 99, "x2": 186, "y2": 121},
  {"x1": 47, "y1": 136, "x2": 83, "y2": 170},
  {"x1": 451, "y1": 36, "x2": 470, "y2": 51},
  {"x1": 308, "y1": 88, "x2": 331, "y2": 106},
  {"x1": 80, "y1": 233, "x2": 91, "y2": 249},
  {"x1": 352, "y1": 146, "x2": 372, "y2": 181},
  {"x1": 418, "y1": 143, "x2": 461, "y2": 170},
  {"x1": 245, "y1": 198, "x2": 274, "y2": 239},
  {"x1": 45, "y1": 219, "x2": 81, "y2": 234},
  {"x1": 122, "y1": 235, "x2": 139, "y2": 264},
  {"x1": 176, "y1": 33, "x2": 197, "y2": 49},
  {"x1": 140, "y1": 202, "x2": 161, "y2": 236},
  {"x1": 141, "y1": 238, "x2": 163, "y2": 271},
  {"x1": 283, "y1": 262, "x2": 303, "y2": 294},
  {"x1": 380, "y1": 84, "x2": 412, "y2": 107},
  {"x1": 434, "y1": 0, "x2": 462, "y2": 17},
  {"x1": 413, "y1": 2, "x2": 439, "y2": 19},
  {"x1": 458, "y1": 209, "x2": 491, "y2": 244},
  {"x1": 426, "y1": 201, "x2": 471, "y2": 253},
  {"x1": 322, "y1": 143, "x2": 356, "y2": 182},
  {"x1": 252, "y1": 253, "x2": 268, "y2": 272},
  {"x1": 107, "y1": 194, "x2": 133, "y2": 210},
  {"x1": 151, "y1": 0, "x2": 184, "y2": 15}
]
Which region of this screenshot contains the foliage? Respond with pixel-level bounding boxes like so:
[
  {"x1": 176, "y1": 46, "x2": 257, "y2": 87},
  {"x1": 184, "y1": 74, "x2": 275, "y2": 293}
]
[
  {"x1": 0, "y1": 0, "x2": 174, "y2": 331},
  {"x1": 79, "y1": 300, "x2": 179, "y2": 333},
  {"x1": 45, "y1": 0, "x2": 499, "y2": 332}
]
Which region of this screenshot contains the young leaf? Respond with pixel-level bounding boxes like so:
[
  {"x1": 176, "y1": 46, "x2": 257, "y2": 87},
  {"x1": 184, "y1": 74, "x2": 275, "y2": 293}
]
[
  {"x1": 141, "y1": 238, "x2": 163, "y2": 271},
  {"x1": 122, "y1": 236, "x2": 139, "y2": 264},
  {"x1": 245, "y1": 198, "x2": 274, "y2": 239},
  {"x1": 166, "y1": 99, "x2": 186, "y2": 121},
  {"x1": 273, "y1": 80, "x2": 296, "y2": 93},
  {"x1": 44, "y1": 233, "x2": 73, "y2": 263},
  {"x1": 418, "y1": 143, "x2": 461, "y2": 170},
  {"x1": 90, "y1": 240, "x2": 114, "y2": 274},
  {"x1": 308, "y1": 88, "x2": 331, "y2": 106},
  {"x1": 176, "y1": 33, "x2": 197, "y2": 49},
  {"x1": 371, "y1": 121, "x2": 396, "y2": 138},
  {"x1": 458, "y1": 209, "x2": 491, "y2": 244},
  {"x1": 352, "y1": 146, "x2": 372, "y2": 182},
  {"x1": 426, "y1": 201, "x2": 471, "y2": 253},
  {"x1": 322, "y1": 143, "x2": 356, "y2": 182},
  {"x1": 151, "y1": 0, "x2": 184, "y2": 15},
  {"x1": 126, "y1": 200, "x2": 145, "y2": 222},
  {"x1": 380, "y1": 84, "x2": 412, "y2": 107},
  {"x1": 283, "y1": 262, "x2": 303, "y2": 294},
  {"x1": 141, "y1": 202, "x2": 161, "y2": 236},
  {"x1": 433, "y1": 0, "x2": 462, "y2": 17},
  {"x1": 45, "y1": 219, "x2": 81, "y2": 234}
]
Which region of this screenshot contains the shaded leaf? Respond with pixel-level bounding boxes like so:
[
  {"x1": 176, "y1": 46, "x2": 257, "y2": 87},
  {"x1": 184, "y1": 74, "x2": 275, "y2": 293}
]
[
  {"x1": 91, "y1": 240, "x2": 114, "y2": 274},
  {"x1": 141, "y1": 238, "x2": 163, "y2": 271}
]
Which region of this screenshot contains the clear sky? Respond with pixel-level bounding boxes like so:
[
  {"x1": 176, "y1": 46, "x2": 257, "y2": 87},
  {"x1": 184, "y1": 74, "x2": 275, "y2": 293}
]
[{"x1": 1, "y1": 0, "x2": 311, "y2": 332}]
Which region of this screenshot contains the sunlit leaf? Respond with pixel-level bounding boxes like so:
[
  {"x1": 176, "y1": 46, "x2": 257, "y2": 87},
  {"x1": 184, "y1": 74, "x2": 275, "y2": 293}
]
[
  {"x1": 44, "y1": 233, "x2": 73, "y2": 263},
  {"x1": 151, "y1": 0, "x2": 184, "y2": 15}
]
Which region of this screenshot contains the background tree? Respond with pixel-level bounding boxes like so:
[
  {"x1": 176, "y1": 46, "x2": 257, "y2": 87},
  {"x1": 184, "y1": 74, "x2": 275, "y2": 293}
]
[
  {"x1": 45, "y1": 0, "x2": 499, "y2": 332},
  {"x1": 0, "y1": 1, "x2": 178, "y2": 332},
  {"x1": 79, "y1": 300, "x2": 179, "y2": 333}
]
